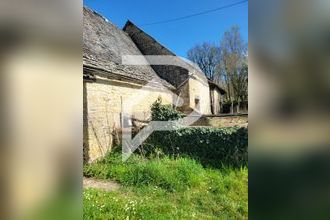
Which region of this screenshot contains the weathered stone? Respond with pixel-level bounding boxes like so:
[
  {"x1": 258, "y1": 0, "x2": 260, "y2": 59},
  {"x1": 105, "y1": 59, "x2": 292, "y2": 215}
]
[{"x1": 84, "y1": 77, "x2": 173, "y2": 162}]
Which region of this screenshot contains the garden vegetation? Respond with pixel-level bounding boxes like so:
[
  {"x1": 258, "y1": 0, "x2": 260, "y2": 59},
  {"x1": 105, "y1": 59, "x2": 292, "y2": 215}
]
[{"x1": 83, "y1": 100, "x2": 248, "y2": 219}]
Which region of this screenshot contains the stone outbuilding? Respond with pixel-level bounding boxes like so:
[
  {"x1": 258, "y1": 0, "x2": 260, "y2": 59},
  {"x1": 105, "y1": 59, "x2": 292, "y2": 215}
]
[
  {"x1": 83, "y1": 7, "x2": 225, "y2": 162},
  {"x1": 123, "y1": 21, "x2": 226, "y2": 114}
]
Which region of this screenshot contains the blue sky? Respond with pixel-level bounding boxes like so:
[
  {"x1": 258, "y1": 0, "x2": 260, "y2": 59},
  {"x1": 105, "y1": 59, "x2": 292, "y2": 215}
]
[{"x1": 84, "y1": 0, "x2": 248, "y2": 58}]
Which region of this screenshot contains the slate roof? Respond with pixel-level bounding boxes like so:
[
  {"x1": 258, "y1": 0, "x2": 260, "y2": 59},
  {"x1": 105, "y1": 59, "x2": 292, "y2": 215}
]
[
  {"x1": 83, "y1": 7, "x2": 225, "y2": 93},
  {"x1": 123, "y1": 21, "x2": 209, "y2": 88},
  {"x1": 83, "y1": 7, "x2": 174, "y2": 90},
  {"x1": 208, "y1": 79, "x2": 226, "y2": 94}
]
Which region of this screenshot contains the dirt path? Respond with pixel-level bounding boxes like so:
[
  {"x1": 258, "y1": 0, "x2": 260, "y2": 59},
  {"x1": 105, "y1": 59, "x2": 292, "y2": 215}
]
[{"x1": 83, "y1": 177, "x2": 120, "y2": 192}]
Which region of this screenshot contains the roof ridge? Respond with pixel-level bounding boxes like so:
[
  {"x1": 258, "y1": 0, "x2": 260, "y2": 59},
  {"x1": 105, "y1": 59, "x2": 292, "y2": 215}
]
[
  {"x1": 123, "y1": 20, "x2": 176, "y2": 56},
  {"x1": 83, "y1": 6, "x2": 123, "y2": 32}
]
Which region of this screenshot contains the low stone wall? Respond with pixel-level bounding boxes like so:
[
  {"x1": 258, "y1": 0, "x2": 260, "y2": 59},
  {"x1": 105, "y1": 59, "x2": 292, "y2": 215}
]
[{"x1": 191, "y1": 114, "x2": 248, "y2": 127}]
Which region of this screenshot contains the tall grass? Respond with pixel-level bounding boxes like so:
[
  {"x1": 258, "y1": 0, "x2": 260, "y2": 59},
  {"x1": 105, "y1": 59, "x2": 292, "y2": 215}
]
[{"x1": 84, "y1": 153, "x2": 248, "y2": 219}]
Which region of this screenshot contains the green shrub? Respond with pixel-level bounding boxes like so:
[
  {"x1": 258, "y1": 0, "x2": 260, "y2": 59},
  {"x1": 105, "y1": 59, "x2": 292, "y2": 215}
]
[
  {"x1": 151, "y1": 97, "x2": 185, "y2": 121},
  {"x1": 146, "y1": 126, "x2": 248, "y2": 167}
]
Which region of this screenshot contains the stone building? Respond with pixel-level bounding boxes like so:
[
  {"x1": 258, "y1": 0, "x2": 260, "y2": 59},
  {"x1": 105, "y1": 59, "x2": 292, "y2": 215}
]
[
  {"x1": 123, "y1": 21, "x2": 225, "y2": 114},
  {"x1": 83, "y1": 7, "x2": 225, "y2": 162}
]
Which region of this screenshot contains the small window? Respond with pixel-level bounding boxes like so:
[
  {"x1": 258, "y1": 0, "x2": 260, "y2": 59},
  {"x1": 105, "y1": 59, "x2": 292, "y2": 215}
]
[{"x1": 194, "y1": 96, "x2": 200, "y2": 111}]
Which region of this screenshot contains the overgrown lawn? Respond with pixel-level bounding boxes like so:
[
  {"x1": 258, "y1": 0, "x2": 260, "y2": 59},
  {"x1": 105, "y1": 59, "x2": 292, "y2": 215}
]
[{"x1": 83, "y1": 153, "x2": 248, "y2": 219}]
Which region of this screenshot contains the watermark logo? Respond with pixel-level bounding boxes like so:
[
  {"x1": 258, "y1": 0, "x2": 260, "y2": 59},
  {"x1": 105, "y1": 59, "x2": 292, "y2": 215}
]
[{"x1": 121, "y1": 55, "x2": 204, "y2": 161}]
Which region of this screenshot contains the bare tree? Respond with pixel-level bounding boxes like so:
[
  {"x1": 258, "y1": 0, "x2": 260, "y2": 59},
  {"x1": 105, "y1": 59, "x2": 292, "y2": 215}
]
[
  {"x1": 186, "y1": 25, "x2": 248, "y2": 113},
  {"x1": 187, "y1": 42, "x2": 220, "y2": 80},
  {"x1": 218, "y1": 25, "x2": 247, "y2": 103},
  {"x1": 239, "y1": 60, "x2": 248, "y2": 104}
]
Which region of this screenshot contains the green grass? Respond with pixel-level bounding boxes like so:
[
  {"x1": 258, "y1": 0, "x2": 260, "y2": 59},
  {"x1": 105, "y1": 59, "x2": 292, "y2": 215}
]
[{"x1": 84, "y1": 153, "x2": 248, "y2": 219}]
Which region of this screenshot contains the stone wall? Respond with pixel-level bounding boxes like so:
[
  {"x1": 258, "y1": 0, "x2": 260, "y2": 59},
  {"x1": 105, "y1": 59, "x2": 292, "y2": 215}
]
[
  {"x1": 188, "y1": 75, "x2": 211, "y2": 114},
  {"x1": 176, "y1": 81, "x2": 190, "y2": 113},
  {"x1": 211, "y1": 87, "x2": 222, "y2": 114},
  {"x1": 192, "y1": 114, "x2": 248, "y2": 127},
  {"x1": 84, "y1": 77, "x2": 174, "y2": 162}
]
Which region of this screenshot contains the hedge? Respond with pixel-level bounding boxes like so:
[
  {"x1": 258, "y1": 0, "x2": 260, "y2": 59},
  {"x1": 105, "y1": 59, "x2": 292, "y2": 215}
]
[{"x1": 145, "y1": 126, "x2": 248, "y2": 167}]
